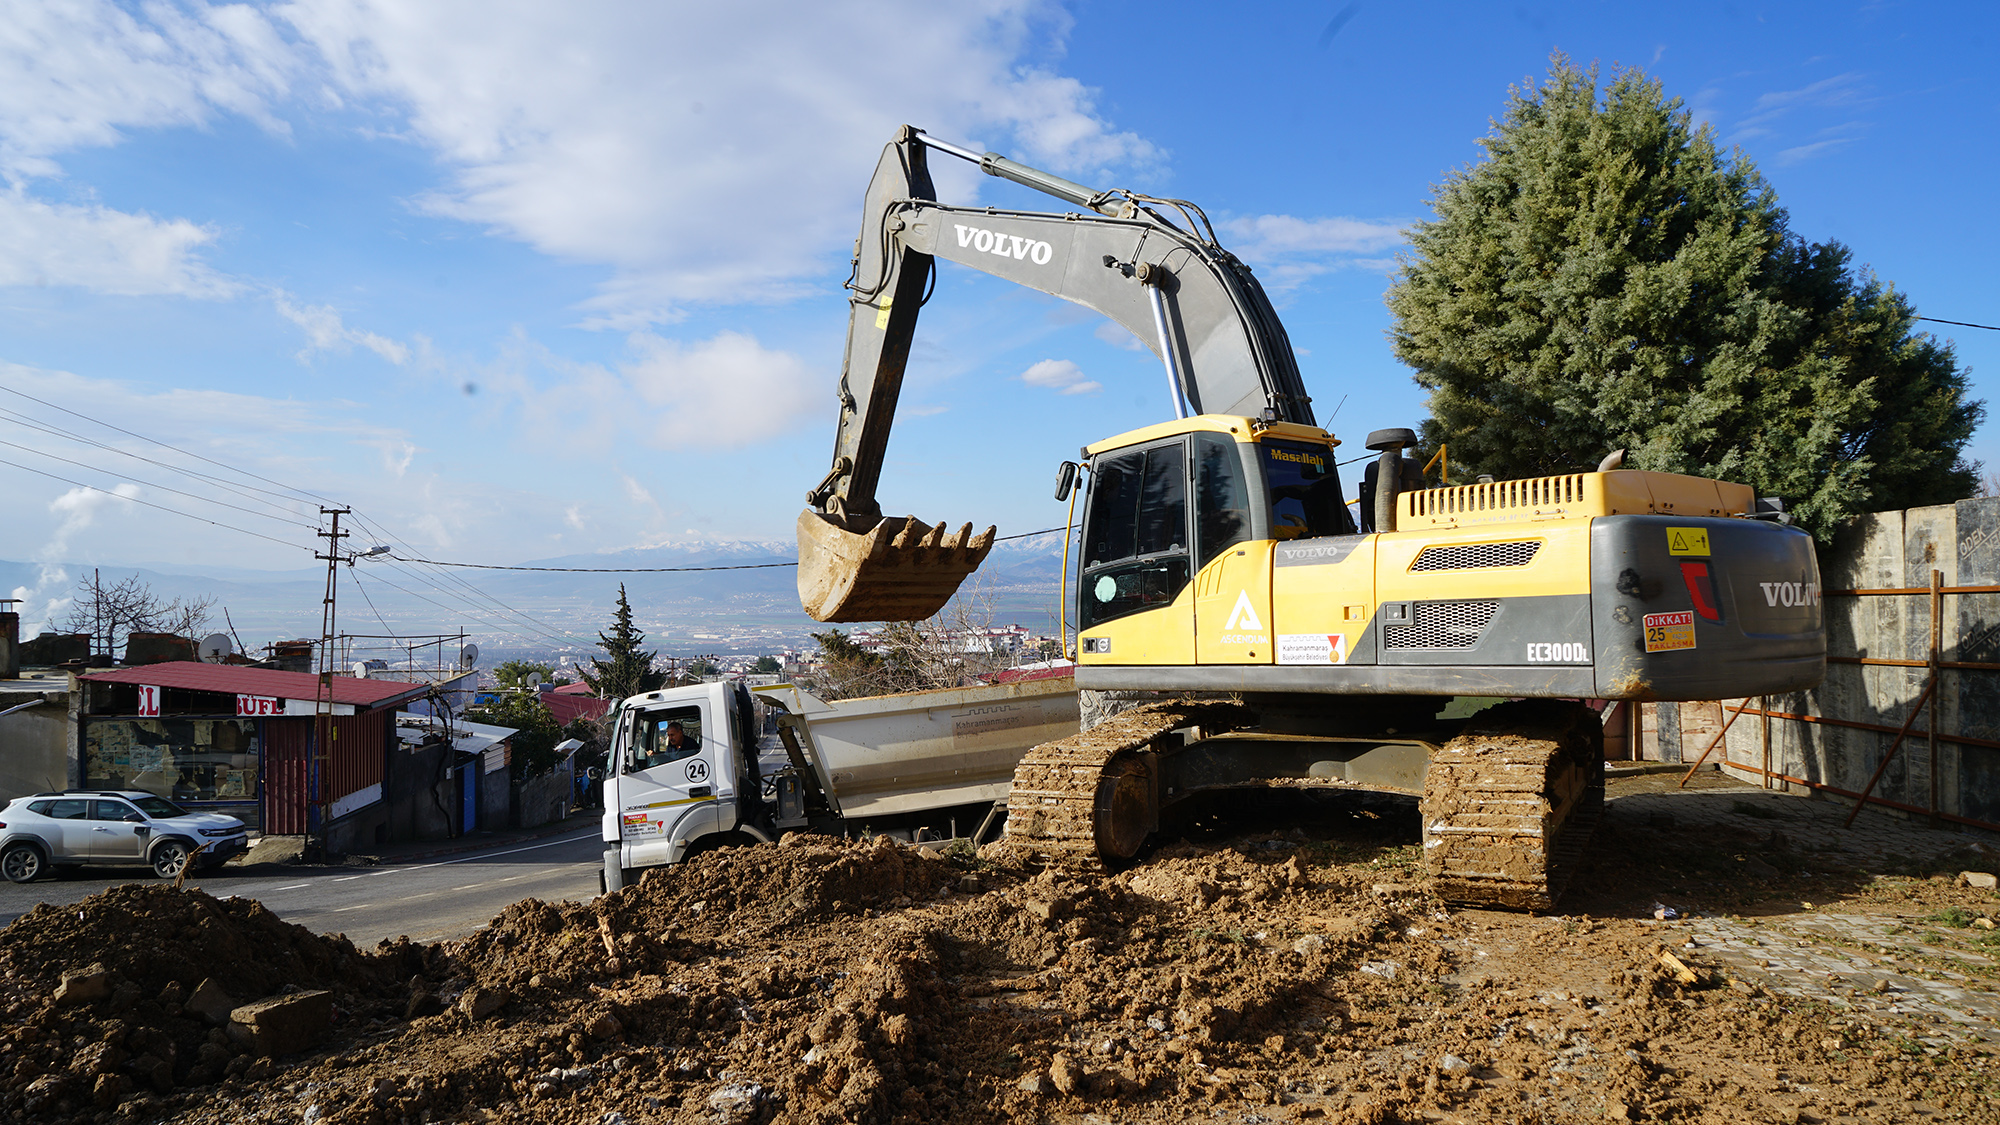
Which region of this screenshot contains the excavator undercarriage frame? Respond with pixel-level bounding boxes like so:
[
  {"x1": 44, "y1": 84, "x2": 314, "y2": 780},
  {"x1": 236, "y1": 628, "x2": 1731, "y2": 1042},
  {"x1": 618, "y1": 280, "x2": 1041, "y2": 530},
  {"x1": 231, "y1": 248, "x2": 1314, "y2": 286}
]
[{"x1": 1004, "y1": 696, "x2": 1607, "y2": 911}]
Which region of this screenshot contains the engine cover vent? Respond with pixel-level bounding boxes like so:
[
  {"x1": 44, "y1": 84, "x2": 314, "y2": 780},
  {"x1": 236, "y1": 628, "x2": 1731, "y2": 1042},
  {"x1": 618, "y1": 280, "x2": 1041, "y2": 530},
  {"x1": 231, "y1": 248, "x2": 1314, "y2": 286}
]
[
  {"x1": 1382, "y1": 600, "x2": 1498, "y2": 649},
  {"x1": 1410, "y1": 541, "x2": 1542, "y2": 572}
]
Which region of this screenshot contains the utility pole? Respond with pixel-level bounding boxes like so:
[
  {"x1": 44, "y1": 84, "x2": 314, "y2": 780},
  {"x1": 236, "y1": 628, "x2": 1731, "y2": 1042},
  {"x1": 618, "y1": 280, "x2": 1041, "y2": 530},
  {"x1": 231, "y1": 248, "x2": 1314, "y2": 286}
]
[{"x1": 310, "y1": 508, "x2": 350, "y2": 862}]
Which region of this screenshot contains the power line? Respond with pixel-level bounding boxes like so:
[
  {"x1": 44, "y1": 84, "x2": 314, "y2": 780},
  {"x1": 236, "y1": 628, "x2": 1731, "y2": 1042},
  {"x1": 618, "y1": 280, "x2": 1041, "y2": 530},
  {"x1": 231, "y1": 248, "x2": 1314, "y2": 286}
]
[
  {"x1": 0, "y1": 455, "x2": 312, "y2": 554},
  {"x1": 385, "y1": 525, "x2": 1072, "y2": 572},
  {"x1": 1916, "y1": 316, "x2": 2000, "y2": 332},
  {"x1": 0, "y1": 379, "x2": 344, "y2": 511},
  {"x1": 0, "y1": 406, "x2": 317, "y2": 521},
  {"x1": 0, "y1": 436, "x2": 320, "y2": 531}
]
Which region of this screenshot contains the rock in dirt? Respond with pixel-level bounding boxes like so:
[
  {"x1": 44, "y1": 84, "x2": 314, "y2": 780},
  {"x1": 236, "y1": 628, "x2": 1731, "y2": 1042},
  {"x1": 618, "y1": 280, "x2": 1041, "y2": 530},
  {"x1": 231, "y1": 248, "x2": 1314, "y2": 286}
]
[
  {"x1": 705, "y1": 1080, "x2": 766, "y2": 1124},
  {"x1": 587, "y1": 1011, "x2": 623, "y2": 1039},
  {"x1": 54, "y1": 963, "x2": 112, "y2": 1006},
  {"x1": 1049, "y1": 1051, "x2": 1084, "y2": 1096},
  {"x1": 184, "y1": 977, "x2": 236, "y2": 1025},
  {"x1": 228, "y1": 990, "x2": 333, "y2": 1056},
  {"x1": 459, "y1": 984, "x2": 510, "y2": 1020},
  {"x1": 1958, "y1": 870, "x2": 1997, "y2": 890}
]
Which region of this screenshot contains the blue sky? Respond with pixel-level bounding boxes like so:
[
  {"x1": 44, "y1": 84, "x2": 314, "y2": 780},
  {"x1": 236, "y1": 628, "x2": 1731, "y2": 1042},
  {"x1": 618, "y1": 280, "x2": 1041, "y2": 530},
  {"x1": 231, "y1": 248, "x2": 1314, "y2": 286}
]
[{"x1": 4, "y1": 0, "x2": 1996, "y2": 639}]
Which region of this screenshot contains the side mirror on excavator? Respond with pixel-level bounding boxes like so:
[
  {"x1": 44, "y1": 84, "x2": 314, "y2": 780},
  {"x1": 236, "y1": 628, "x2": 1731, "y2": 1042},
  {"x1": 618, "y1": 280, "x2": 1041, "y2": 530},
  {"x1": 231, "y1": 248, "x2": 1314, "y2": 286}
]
[{"x1": 1054, "y1": 461, "x2": 1080, "y2": 502}]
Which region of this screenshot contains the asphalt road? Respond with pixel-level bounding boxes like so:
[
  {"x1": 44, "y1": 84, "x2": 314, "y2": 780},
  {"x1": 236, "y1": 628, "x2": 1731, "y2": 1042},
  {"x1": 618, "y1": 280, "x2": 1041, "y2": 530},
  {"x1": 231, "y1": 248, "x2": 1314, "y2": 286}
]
[{"x1": 0, "y1": 826, "x2": 605, "y2": 946}]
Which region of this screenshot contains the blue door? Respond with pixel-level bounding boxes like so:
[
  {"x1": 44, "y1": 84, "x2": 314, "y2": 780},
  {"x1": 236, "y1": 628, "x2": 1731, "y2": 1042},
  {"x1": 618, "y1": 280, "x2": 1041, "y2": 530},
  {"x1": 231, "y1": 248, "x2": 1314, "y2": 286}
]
[{"x1": 460, "y1": 765, "x2": 478, "y2": 832}]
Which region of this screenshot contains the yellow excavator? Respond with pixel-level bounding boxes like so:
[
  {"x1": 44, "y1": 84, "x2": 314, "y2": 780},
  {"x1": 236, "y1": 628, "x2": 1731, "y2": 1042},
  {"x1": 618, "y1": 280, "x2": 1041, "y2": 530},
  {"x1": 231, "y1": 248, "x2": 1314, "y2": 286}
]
[{"x1": 797, "y1": 127, "x2": 1825, "y2": 908}]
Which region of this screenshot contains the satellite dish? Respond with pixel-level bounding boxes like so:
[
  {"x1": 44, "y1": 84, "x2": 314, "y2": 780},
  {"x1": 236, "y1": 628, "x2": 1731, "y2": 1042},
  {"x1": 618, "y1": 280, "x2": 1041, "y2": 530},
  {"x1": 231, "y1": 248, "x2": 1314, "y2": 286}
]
[
  {"x1": 198, "y1": 634, "x2": 234, "y2": 663},
  {"x1": 527, "y1": 672, "x2": 544, "y2": 688},
  {"x1": 351, "y1": 662, "x2": 372, "y2": 679},
  {"x1": 460, "y1": 644, "x2": 480, "y2": 670}
]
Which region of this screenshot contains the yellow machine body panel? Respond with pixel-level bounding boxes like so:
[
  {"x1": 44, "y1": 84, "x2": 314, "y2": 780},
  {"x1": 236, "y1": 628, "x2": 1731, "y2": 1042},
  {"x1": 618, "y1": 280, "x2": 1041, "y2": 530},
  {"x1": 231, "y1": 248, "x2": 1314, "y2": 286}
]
[
  {"x1": 1372, "y1": 520, "x2": 1596, "y2": 605},
  {"x1": 1073, "y1": 415, "x2": 1823, "y2": 703},
  {"x1": 1194, "y1": 539, "x2": 1275, "y2": 664},
  {"x1": 1267, "y1": 534, "x2": 1376, "y2": 666},
  {"x1": 1079, "y1": 582, "x2": 1196, "y2": 667}
]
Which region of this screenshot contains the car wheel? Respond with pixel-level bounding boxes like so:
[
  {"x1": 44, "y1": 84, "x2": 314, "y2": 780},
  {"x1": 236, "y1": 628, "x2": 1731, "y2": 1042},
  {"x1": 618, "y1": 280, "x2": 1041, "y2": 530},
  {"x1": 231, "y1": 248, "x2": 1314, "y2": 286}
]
[
  {"x1": 150, "y1": 840, "x2": 191, "y2": 880},
  {"x1": 1, "y1": 843, "x2": 45, "y2": 884}
]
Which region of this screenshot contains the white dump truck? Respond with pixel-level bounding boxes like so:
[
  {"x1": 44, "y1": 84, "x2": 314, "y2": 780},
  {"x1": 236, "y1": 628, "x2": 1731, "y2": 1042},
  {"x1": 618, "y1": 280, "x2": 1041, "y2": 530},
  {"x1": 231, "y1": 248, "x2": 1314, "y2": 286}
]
[{"x1": 600, "y1": 676, "x2": 1078, "y2": 890}]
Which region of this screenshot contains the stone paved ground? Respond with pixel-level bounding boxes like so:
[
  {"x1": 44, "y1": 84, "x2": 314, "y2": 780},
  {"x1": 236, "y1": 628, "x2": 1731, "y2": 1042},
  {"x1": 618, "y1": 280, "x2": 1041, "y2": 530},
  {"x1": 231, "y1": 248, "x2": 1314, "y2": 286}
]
[{"x1": 1600, "y1": 767, "x2": 2000, "y2": 1051}]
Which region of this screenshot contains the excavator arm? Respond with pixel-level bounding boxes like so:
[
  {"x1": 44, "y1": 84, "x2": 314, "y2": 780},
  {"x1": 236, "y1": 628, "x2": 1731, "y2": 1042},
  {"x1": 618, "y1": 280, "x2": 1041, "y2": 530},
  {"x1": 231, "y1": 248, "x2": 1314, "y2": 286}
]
[{"x1": 799, "y1": 125, "x2": 1315, "y2": 622}]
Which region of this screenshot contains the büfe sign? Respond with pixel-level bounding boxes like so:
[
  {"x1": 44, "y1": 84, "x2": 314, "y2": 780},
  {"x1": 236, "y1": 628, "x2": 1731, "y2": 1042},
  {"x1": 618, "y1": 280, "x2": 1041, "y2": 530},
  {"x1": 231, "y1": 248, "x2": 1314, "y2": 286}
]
[{"x1": 236, "y1": 695, "x2": 284, "y2": 716}]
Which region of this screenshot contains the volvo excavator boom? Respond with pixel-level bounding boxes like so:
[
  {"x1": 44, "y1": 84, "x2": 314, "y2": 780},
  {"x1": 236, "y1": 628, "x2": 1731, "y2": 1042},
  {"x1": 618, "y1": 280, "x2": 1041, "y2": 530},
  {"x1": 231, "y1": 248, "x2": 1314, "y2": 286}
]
[{"x1": 798, "y1": 125, "x2": 1313, "y2": 622}]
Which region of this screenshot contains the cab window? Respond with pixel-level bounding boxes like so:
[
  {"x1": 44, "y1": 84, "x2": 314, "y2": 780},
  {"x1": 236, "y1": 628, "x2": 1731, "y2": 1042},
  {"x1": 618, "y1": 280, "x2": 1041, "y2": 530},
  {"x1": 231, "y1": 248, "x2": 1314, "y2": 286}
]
[
  {"x1": 1193, "y1": 433, "x2": 1251, "y2": 566},
  {"x1": 629, "y1": 706, "x2": 703, "y2": 773},
  {"x1": 1080, "y1": 441, "x2": 1191, "y2": 629},
  {"x1": 1262, "y1": 440, "x2": 1353, "y2": 539}
]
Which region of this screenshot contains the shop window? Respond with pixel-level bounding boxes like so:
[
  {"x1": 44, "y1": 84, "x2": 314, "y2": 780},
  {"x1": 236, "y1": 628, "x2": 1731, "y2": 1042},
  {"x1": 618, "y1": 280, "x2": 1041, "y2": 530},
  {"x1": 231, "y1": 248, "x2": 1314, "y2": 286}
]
[{"x1": 85, "y1": 719, "x2": 259, "y2": 801}]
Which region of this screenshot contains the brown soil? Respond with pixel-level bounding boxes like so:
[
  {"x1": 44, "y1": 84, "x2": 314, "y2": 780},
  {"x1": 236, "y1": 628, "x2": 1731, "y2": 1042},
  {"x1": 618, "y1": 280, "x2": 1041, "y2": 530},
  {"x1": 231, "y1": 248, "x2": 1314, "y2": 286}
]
[{"x1": 2, "y1": 787, "x2": 1996, "y2": 1125}]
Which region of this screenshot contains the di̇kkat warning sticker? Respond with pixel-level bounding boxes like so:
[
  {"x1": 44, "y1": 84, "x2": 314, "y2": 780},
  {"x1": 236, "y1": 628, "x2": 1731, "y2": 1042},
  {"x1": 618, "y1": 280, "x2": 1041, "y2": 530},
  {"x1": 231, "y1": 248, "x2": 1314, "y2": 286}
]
[
  {"x1": 1643, "y1": 610, "x2": 1697, "y2": 653},
  {"x1": 1666, "y1": 527, "x2": 1711, "y2": 556},
  {"x1": 621, "y1": 812, "x2": 662, "y2": 839},
  {"x1": 1277, "y1": 633, "x2": 1348, "y2": 665}
]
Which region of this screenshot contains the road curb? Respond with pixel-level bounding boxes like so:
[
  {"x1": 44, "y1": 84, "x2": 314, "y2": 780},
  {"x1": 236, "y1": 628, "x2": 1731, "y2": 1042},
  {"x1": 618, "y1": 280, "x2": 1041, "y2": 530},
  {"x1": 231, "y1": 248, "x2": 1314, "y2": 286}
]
[{"x1": 229, "y1": 813, "x2": 602, "y2": 871}]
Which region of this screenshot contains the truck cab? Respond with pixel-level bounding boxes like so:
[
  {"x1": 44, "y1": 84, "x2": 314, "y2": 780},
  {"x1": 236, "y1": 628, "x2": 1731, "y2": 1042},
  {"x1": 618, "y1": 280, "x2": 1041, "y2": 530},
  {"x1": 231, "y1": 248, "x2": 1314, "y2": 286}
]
[{"x1": 601, "y1": 680, "x2": 766, "y2": 888}]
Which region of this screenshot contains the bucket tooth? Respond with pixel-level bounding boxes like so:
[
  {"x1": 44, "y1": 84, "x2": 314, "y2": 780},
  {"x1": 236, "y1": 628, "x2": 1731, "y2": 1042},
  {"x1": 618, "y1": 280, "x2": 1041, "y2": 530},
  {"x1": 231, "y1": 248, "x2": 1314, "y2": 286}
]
[{"x1": 797, "y1": 508, "x2": 998, "y2": 623}]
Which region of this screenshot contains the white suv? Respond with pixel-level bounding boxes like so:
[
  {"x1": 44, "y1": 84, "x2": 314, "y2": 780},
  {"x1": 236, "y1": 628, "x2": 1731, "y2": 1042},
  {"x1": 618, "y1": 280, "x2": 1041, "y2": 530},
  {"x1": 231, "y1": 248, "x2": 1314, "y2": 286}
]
[{"x1": 0, "y1": 791, "x2": 249, "y2": 882}]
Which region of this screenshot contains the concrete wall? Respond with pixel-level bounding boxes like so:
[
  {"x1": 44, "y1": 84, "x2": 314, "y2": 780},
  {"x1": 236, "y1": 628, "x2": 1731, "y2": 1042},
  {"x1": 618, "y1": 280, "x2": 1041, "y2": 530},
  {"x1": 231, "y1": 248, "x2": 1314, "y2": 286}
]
[
  {"x1": 0, "y1": 689, "x2": 69, "y2": 801},
  {"x1": 385, "y1": 740, "x2": 457, "y2": 842},
  {"x1": 1718, "y1": 497, "x2": 2000, "y2": 828},
  {"x1": 479, "y1": 761, "x2": 510, "y2": 830},
  {"x1": 512, "y1": 760, "x2": 573, "y2": 829}
]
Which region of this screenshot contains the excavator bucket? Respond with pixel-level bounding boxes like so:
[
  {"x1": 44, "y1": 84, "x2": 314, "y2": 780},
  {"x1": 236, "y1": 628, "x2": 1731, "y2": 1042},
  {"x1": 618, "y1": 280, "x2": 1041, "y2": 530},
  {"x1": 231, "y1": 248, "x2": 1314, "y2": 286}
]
[{"x1": 796, "y1": 509, "x2": 996, "y2": 623}]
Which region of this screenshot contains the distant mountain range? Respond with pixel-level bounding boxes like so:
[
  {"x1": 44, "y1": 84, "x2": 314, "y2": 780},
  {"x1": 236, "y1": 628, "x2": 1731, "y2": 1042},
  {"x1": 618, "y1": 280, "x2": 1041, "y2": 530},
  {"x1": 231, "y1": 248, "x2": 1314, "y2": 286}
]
[{"x1": 2, "y1": 531, "x2": 1072, "y2": 666}]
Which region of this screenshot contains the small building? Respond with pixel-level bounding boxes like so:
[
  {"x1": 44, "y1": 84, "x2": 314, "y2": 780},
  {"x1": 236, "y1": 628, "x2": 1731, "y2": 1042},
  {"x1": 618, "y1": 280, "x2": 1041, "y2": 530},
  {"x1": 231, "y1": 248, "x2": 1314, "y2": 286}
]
[{"x1": 76, "y1": 662, "x2": 433, "y2": 852}]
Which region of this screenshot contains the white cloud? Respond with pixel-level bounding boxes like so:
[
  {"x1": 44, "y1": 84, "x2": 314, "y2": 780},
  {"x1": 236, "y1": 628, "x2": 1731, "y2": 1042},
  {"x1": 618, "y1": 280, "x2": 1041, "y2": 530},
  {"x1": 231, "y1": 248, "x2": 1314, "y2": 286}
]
[
  {"x1": 1221, "y1": 214, "x2": 1406, "y2": 256},
  {"x1": 276, "y1": 0, "x2": 1157, "y2": 321},
  {"x1": 0, "y1": 2, "x2": 1157, "y2": 324},
  {"x1": 1021, "y1": 358, "x2": 1099, "y2": 395},
  {"x1": 620, "y1": 332, "x2": 818, "y2": 444},
  {"x1": 0, "y1": 0, "x2": 295, "y2": 180},
  {"x1": 1094, "y1": 319, "x2": 1146, "y2": 352},
  {"x1": 500, "y1": 330, "x2": 820, "y2": 452},
  {"x1": 272, "y1": 290, "x2": 411, "y2": 363},
  {"x1": 1216, "y1": 214, "x2": 1409, "y2": 292},
  {"x1": 0, "y1": 188, "x2": 236, "y2": 296}
]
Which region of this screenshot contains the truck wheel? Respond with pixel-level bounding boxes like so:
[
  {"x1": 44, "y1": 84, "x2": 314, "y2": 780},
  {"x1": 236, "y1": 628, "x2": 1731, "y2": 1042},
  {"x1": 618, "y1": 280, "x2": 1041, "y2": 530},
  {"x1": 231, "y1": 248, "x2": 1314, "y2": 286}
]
[
  {"x1": 150, "y1": 840, "x2": 191, "y2": 880},
  {"x1": 1, "y1": 843, "x2": 45, "y2": 884}
]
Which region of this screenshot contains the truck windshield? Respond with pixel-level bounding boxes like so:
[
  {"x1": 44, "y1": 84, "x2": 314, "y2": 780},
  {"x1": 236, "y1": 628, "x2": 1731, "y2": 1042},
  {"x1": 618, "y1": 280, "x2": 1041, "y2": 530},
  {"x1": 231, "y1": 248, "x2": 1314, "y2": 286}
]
[{"x1": 629, "y1": 706, "x2": 703, "y2": 773}]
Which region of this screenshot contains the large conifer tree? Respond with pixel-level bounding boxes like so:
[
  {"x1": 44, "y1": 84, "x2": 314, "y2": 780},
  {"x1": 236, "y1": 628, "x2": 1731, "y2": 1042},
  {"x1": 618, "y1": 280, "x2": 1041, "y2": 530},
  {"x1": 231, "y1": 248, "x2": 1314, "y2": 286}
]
[
  {"x1": 581, "y1": 583, "x2": 664, "y2": 701},
  {"x1": 1387, "y1": 57, "x2": 1981, "y2": 540}
]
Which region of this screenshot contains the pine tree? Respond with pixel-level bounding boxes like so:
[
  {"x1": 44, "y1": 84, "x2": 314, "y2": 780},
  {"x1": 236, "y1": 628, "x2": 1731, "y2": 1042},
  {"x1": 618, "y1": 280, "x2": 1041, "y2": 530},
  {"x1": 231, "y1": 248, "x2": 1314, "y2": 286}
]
[
  {"x1": 581, "y1": 584, "x2": 664, "y2": 701},
  {"x1": 1386, "y1": 56, "x2": 1982, "y2": 541}
]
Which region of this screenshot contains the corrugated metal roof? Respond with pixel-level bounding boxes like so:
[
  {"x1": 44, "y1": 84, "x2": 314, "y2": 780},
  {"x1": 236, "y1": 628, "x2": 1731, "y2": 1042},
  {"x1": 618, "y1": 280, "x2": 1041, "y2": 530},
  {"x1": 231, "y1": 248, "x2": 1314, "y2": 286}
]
[{"x1": 81, "y1": 661, "x2": 429, "y2": 710}]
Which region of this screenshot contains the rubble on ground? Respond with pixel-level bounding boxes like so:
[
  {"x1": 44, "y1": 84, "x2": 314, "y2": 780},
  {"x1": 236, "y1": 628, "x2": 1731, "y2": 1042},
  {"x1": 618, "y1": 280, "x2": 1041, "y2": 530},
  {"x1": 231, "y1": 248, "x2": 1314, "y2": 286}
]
[{"x1": 2, "y1": 797, "x2": 1996, "y2": 1124}]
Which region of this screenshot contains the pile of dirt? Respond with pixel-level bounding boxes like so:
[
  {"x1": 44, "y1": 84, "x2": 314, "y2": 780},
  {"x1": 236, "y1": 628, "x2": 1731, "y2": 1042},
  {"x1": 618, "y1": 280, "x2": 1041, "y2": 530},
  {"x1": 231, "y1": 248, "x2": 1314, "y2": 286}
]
[
  {"x1": 3, "y1": 802, "x2": 1997, "y2": 1125},
  {"x1": 0, "y1": 885, "x2": 405, "y2": 1122}
]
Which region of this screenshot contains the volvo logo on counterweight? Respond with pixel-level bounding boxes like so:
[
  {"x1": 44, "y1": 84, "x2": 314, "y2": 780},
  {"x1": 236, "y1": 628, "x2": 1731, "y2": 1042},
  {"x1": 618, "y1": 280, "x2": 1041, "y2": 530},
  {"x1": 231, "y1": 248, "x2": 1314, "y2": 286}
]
[{"x1": 954, "y1": 224, "x2": 1054, "y2": 264}]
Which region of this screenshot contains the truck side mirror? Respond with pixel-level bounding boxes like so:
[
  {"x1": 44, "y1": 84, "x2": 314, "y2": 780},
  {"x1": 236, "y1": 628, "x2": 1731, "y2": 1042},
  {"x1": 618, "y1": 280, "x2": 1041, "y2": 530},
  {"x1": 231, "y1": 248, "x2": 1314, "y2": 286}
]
[{"x1": 1054, "y1": 460, "x2": 1080, "y2": 502}]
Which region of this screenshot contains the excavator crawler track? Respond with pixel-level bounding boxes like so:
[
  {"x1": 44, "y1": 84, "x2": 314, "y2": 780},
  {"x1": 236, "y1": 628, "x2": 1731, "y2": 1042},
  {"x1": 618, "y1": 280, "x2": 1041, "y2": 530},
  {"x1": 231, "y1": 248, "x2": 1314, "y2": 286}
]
[
  {"x1": 1420, "y1": 699, "x2": 1605, "y2": 912},
  {"x1": 1005, "y1": 701, "x2": 1252, "y2": 860}
]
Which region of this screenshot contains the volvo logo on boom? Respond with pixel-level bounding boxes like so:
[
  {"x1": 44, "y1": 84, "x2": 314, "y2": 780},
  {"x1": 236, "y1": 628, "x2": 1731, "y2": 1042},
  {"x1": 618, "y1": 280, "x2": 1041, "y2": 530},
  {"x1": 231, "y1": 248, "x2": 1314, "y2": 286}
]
[{"x1": 954, "y1": 224, "x2": 1054, "y2": 264}]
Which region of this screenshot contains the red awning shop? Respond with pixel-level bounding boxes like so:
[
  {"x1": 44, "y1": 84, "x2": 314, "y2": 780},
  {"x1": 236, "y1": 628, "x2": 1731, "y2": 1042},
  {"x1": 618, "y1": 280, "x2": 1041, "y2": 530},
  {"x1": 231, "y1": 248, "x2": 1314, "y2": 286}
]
[{"x1": 77, "y1": 662, "x2": 432, "y2": 841}]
